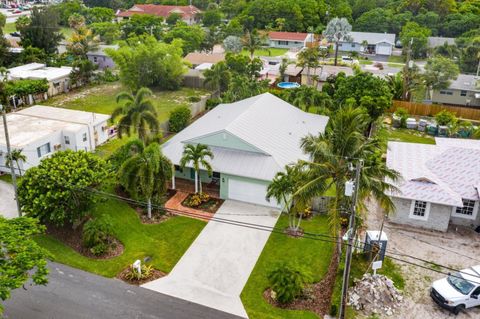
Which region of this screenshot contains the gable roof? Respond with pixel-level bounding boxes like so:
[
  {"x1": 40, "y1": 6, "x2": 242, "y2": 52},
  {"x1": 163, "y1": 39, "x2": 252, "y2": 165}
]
[
  {"x1": 184, "y1": 52, "x2": 225, "y2": 66},
  {"x1": 162, "y1": 93, "x2": 329, "y2": 181},
  {"x1": 268, "y1": 31, "x2": 309, "y2": 42},
  {"x1": 116, "y1": 4, "x2": 200, "y2": 19},
  {"x1": 346, "y1": 32, "x2": 395, "y2": 45},
  {"x1": 386, "y1": 138, "x2": 480, "y2": 206},
  {"x1": 445, "y1": 74, "x2": 480, "y2": 92}
]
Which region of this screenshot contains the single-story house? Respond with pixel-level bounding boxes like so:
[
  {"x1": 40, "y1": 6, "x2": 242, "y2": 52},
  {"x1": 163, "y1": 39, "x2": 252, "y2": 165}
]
[
  {"x1": 7, "y1": 63, "x2": 74, "y2": 97},
  {"x1": 427, "y1": 37, "x2": 455, "y2": 49},
  {"x1": 336, "y1": 32, "x2": 396, "y2": 56},
  {"x1": 184, "y1": 52, "x2": 225, "y2": 68},
  {"x1": 0, "y1": 106, "x2": 111, "y2": 175},
  {"x1": 301, "y1": 65, "x2": 354, "y2": 87},
  {"x1": 87, "y1": 44, "x2": 118, "y2": 70},
  {"x1": 268, "y1": 31, "x2": 314, "y2": 49},
  {"x1": 116, "y1": 4, "x2": 201, "y2": 25},
  {"x1": 162, "y1": 93, "x2": 329, "y2": 208},
  {"x1": 386, "y1": 138, "x2": 480, "y2": 232},
  {"x1": 431, "y1": 74, "x2": 480, "y2": 107}
]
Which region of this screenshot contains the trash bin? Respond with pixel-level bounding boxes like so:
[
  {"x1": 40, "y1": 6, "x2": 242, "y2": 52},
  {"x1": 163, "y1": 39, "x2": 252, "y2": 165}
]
[{"x1": 363, "y1": 231, "x2": 388, "y2": 261}]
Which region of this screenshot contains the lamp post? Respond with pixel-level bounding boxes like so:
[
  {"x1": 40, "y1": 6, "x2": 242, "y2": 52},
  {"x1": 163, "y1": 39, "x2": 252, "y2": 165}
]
[{"x1": 1, "y1": 104, "x2": 21, "y2": 217}]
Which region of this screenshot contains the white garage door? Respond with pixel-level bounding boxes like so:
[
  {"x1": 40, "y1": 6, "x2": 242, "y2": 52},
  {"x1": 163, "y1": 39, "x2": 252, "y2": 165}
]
[
  {"x1": 228, "y1": 178, "x2": 279, "y2": 208},
  {"x1": 376, "y1": 44, "x2": 391, "y2": 55}
]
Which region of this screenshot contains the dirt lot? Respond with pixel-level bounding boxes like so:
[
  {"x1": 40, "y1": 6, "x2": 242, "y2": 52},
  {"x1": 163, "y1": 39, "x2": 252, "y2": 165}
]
[{"x1": 363, "y1": 199, "x2": 480, "y2": 319}]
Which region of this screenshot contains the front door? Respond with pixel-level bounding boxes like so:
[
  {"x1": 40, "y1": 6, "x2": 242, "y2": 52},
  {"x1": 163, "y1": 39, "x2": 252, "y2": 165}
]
[
  {"x1": 190, "y1": 168, "x2": 195, "y2": 180},
  {"x1": 467, "y1": 286, "x2": 480, "y2": 308}
]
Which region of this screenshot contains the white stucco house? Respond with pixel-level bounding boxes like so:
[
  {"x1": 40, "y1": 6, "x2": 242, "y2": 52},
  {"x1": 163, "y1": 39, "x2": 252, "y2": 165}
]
[
  {"x1": 336, "y1": 32, "x2": 396, "y2": 56},
  {"x1": 268, "y1": 31, "x2": 315, "y2": 49},
  {"x1": 7, "y1": 63, "x2": 74, "y2": 97},
  {"x1": 0, "y1": 106, "x2": 111, "y2": 175},
  {"x1": 162, "y1": 93, "x2": 329, "y2": 208},
  {"x1": 386, "y1": 138, "x2": 480, "y2": 232}
]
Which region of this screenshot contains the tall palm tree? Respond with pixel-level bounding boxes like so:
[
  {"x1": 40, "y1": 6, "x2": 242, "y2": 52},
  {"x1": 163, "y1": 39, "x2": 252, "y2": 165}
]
[
  {"x1": 266, "y1": 165, "x2": 306, "y2": 235},
  {"x1": 204, "y1": 61, "x2": 230, "y2": 94},
  {"x1": 386, "y1": 73, "x2": 404, "y2": 100},
  {"x1": 111, "y1": 87, "x2": 159, "y2": 143},
  {"x1": 323, "y1": 17, "x2": 353, "y2": 66},
  {"x1": 5, "y1": 148, "x2": 26, "y2": 176},
  {"x1": 180, "y1": 144, "x2": 214, "y2": 194},
  {"x1": 242, "y1": 29, "x2": 268, "y2": 59},
  {"x1": 297, "y1": 47, "x2": 320, "y2": 86},
  {"x1": 296, "y1": 106, "x2": 399, "y2": 254},
  {"x1": 118, "y1": 142, "x2": 172, "y2": 219}
]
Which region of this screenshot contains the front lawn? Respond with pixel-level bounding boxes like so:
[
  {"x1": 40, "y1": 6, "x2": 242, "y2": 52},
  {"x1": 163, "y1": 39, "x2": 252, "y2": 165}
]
[
  {"x1": 3, "y1": 23, "x2": 16, "y2": 34},
  {"x1": 242, "y1": 48, "x2": 288, "y2": 57},
  {"x1": 35, "y1": 185, "x2": 206, "y2": 277},
  {"x1": 241, "y1": 214, "x2": 334, "y2": 319}
]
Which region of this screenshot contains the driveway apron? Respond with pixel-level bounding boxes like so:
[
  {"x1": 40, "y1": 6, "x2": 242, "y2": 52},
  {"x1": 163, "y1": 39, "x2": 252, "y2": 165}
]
[{"x1": 142, "y1": 200, "x2": 280, "y2": 318}]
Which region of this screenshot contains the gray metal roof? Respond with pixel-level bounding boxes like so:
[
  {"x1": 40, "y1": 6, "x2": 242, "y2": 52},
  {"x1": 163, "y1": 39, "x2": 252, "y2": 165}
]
[
  {"x1": 162, "y1": 93, "x2": 329, "y2": 181},
  {"x1": 347, "y1": 32, "x2": 396, "y2": 45},
  {"x1": 447, "y1": 74, "x2": 480, "y2": 92}
]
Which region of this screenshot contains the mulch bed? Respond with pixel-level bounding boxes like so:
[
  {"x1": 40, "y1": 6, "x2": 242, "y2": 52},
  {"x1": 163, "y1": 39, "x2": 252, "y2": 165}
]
[
  {"x1": 46, "y1": 223, "x2": 124, "y2": 259},
  {"x1": 263, "y1": 249, "x2": 340, "y2": 317},
  {"x1": 117, "y1": 266, "x2": 166, "y2": 285},
  {"x1": 181, "y1": 194, "x2": 224, "y2": 214}
]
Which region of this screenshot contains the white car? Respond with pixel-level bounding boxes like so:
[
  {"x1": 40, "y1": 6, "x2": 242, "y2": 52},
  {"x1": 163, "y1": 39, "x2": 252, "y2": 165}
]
[
  {"x1": 341, "y1": 56, "x2": 358, "y2": 65},
  {"x1": 431, "y1": 265, "x2": 480, "y2": 315}
]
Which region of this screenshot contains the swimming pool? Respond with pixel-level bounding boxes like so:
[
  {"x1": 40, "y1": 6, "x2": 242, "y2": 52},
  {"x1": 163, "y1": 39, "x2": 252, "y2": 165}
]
[{"x1": 277, "y1": 82, "x2": 301, "y2": 89}]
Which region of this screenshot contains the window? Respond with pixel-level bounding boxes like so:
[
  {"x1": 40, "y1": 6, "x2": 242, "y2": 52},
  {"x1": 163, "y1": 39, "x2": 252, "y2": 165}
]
[
  {"x1": 440, "y1": 90, "x2": 453, "y2": 95},
  {"x1": 351, "y1": 43, "x2": 355, "y2": 48},
  {"x1": 338, "y1": 43, "x2": 342, "y2": 47},
  {"x1": 278, "y1": 40, "x2": 289, "y2": 45},
  {"x1": 93, "y1": 56, "x2": 98, "y2": 63},
  {"x1": 64, "y1": 136, "x2": 70, "y2": 145},
  {"x1": 461, "y1": 90, "x2": 467, "y2": 97},
  {"x1": 37, "y1": 143, "x2": 51, "y2": 158},
  {"x1": 174, "y1": 165, "x2": 183, "y2": 173},
  {"x1": 409, "y1": 200, "x2": 430, "y2": 220},
  {"x1": 452, "y1": 199, "x2": 478, "y2": 219},
  {"x1": 82, "y1": 133, "x2": 87, "y2": 142}
]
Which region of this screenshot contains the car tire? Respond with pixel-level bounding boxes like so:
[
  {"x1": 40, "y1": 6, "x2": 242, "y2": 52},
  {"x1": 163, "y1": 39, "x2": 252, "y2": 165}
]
[{"x1": 453, "y1": 304, "x2": 465, "y2": 315}]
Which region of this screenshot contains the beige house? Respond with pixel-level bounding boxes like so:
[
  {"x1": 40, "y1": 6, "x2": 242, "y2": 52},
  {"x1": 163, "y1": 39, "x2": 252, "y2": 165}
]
[{"x1": 431, "y1": 74, "x2": 480, "y2": 107}]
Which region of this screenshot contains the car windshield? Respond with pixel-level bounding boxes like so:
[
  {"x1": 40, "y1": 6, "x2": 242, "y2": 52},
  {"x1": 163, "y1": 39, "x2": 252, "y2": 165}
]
[{"x1": 447, "y1": 273, "x2": 475, "y2": 295}]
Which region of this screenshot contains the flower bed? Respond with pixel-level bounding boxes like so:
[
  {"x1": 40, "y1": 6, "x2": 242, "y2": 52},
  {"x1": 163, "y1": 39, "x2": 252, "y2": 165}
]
[{"x1": 181, "y1": 193, "x2": 224, "y2": 214}]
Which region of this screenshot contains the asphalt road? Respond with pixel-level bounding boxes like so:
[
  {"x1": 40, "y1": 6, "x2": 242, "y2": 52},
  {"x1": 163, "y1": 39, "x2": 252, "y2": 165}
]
[{"x1": 2, "y1": 262, "x2": 244, "y2": 319}]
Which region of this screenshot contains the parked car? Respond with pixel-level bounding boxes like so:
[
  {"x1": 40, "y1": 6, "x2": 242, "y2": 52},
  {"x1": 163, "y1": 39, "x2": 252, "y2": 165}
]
[
  {"x1": 341, "y1": 56, "x2": 359, "y2": 65},
  {"x1": 431, "y1": 265, "x2": 480, "y2": 315}
]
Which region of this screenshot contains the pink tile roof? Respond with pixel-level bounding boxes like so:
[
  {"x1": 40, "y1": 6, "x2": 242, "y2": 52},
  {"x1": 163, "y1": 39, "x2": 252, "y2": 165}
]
[
  {"x1": 268, "y1": 31, "x2": 309, "y2": 42},
  {"x1": 116, "y1": 4, "x2": 201, "y2": 19},
  {"x1": 387, "y1": 138, "x2": 480, "y2": 206}
]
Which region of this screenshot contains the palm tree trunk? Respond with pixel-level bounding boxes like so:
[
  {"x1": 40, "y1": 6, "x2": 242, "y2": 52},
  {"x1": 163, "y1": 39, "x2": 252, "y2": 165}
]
[
  {"x1": 147, "y1": 197, "x2": 152, "y2": 219},
  {"x1": 199, "y1": 173, "x2": 202, "y2": 194},
  {"x1": 16, "y1": 160, "x2": 21, "y2": 177},
  {"x1": 334, "y1": 41, "x2": 339, "y2": 66},
  {"x1": 194, "y1": 170, "x2": 198, "y2": 193}
]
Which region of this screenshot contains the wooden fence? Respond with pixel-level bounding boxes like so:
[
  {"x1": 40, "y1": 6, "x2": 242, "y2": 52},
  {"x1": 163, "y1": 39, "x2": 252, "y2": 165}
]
[{"x1": 389, "y1": 100, "x2": 480, "y2": 121}]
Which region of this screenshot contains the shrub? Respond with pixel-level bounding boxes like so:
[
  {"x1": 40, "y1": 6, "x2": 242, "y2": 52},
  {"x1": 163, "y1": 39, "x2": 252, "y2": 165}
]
[
  {"x1": 82, "y1": 216, "x2": 114, "y2": 255},
  {"x1": 267, "y1": 262, "x2": 312, "y2": 304},
  {"x1": 124, "y1": 264, "x2": 154, "y2": 281},
  {"x1": 330, "y1": 304, "x2": 338, "y2": 317},
  {"x1": 95, "y1": 68, "x2": 119, "y2": 83},
  {"x1": 188, "y1": 96, "x2": 201, "y2": 102},
  {"x1": 184, "y1": 192, "x2": 210, "y2": 207},
  {"x1": 169, "y1": 106, "x2": 192, "y2": 133},
  {"x1": 394, "y1": 107, "x2": 409, "y2": 128},
  {"x1": 206, "y1": 97, "x2": 221, "y2": 109},
  {"x1": 435, "y1": 110, "x2": 457, "y2": 126}
]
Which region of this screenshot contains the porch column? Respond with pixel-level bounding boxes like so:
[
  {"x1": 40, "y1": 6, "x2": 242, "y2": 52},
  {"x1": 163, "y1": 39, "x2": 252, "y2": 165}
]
[{"x1": 171, "y1": 165, "x2": 176, "y2": 189}]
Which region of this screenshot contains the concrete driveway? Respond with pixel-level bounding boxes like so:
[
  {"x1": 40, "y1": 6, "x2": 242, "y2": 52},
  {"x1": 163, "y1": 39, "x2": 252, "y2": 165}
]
[
  {"x1": 0, "y1": 180, "x2": 18, "y2": 219},
  {"x1": 142, "y1": 200, "x2": 281, "y2": 318}
]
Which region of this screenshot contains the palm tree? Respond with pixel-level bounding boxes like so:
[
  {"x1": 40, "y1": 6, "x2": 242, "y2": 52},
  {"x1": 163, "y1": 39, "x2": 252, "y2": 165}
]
[
  {"x1": 323, "y1": 17, "x2": 353, "y2": 66},
  {"x1": 204, "y1": 62, "x2": 230, "y2": 94},
  {"x1": 297, "y1": 47, "x2": 320, "y2": 86},
  {"x1": 242, "y1": 29, "x2": 268, "y2": 59},
  {"x1": 118, "y1": 142, "x2": 172, "y2": 219},
  {"x1": 5, "y1": 148, "x2": 26, "y2": 176},
  {"x1": 180, "y1": 144, "x2": 214, "y2": 194},
  {"x1": 266, "y1": 165, "x2": 306, "y2": 235},
  {"x1": 111, "y1": 87, "x2": 159, "y2": 143},
  {"x1": 296, "y1": 106, "x2": 399, "y2": 255},
  {"x1": 386, "y1": 73, "x2": 404, "y2": 100}
]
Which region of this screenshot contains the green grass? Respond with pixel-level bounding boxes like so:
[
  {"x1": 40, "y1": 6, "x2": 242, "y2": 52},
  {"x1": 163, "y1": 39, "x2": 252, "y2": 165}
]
[
  {"x1": 359, "y1": 60, "x2": 373, "y2": 65},
  {"x1": 242, "y1": 48, "x2": 288, "y2": 57},
  {"x1": 0, "y1": 174, "x2": 13, "y2": 183},
  {"x1": 35, "y1": 184, "x2": 206, "y2": 277},
  {"x1": 3, "y1": 22, "x2": 16, "y2": 34},
  {"x1": 241, "y1": 214, "x2": 334, "y2": 319},
  {"x1": 386, "y1": 127, "x2": 435, "y2": 144},
  {"x1": 387, "y1": 55, "x2": 405, "y2": 64}
]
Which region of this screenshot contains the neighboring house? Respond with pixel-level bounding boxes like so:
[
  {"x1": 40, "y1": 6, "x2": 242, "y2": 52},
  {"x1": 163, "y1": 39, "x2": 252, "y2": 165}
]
[
  {"x1": 184, "y1": 52, "x2": 225, "y2": 68},
  {"x1": 163, "y1": 93, "x2": 329, "y2": 208},
  {"x1": 427, "y1": 37, "x2": 455, "y2": 49},
  {"x1": 386, "y1": 138, "x2": 480, "y2": 232},
  {"x1": 268, "y1": 31, "x2": 314, "y2": 49},
  {"x1": 301, "y1": 65, "x2": 353, "y2": 87},
  {"x1": 337, "y1": 31, "x2": 396, "y2": 56},
  {"x1": 431, "y1": 74, "x2": 480, "y2": 107},
  {"x1": 7, "y1": 63, "x2": 74, "y2": 97},
  {"x1": 87, "y1": 44, "x2": 118, "y2": 70},
  {"x1": 0, "y1": 106, "x2": 111, "y2": 175},
  {"x1": 116, "y1": 4, "x2": 201, "y2": 25}
]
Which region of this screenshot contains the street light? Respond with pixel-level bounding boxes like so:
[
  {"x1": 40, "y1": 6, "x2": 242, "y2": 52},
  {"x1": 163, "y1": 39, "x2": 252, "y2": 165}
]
[{"x1": 0, "y1": 104, "x2": 21, "y2": 217}]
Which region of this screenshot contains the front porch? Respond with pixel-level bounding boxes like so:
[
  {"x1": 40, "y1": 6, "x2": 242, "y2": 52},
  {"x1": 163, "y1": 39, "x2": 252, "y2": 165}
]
[{"x1": 169, "y1": 176, "x2": 220, "y2": 198}]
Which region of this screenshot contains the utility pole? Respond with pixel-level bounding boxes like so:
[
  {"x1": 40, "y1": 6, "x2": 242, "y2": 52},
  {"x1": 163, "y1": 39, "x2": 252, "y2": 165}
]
[
  {"x1": 1, "y1": 104, "x2": 21, "y2": 217},
  {"x1": 339, "y1": 159, "x2": 363, "y2": 319},
  {"x1": 402, "y1": 37, "x2": 413, "y2": 101}
]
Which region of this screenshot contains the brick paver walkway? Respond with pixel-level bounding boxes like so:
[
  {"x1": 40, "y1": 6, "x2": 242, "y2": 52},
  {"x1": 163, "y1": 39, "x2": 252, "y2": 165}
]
[{"x1": 165, "y1": 191, "x2": 214, "y2": 221}]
